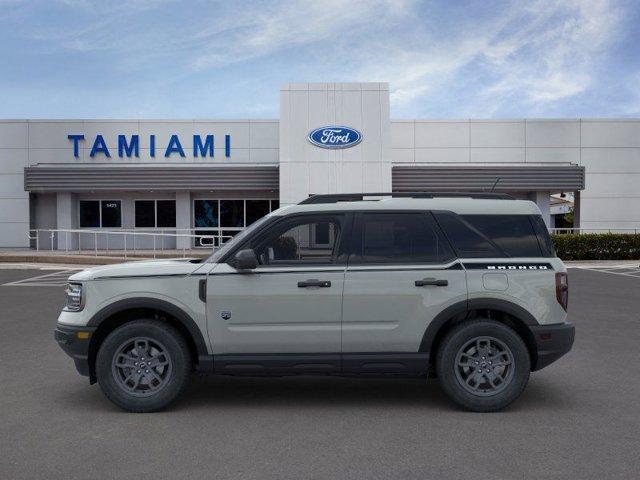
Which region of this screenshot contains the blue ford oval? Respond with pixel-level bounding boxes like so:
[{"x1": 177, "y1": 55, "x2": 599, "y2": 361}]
[{"x1": 308, "y1": 126, "x2": 362, "y2": 149}]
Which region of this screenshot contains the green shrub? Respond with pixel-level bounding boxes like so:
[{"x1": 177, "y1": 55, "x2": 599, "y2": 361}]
[{"x1": 551, "y1": 233, "x2": 640, "y2": 260}]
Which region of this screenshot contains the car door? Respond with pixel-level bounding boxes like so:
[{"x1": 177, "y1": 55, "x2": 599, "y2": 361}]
[
  {"x1": 341, "y1": 211, "x2": 467, "y2": 372},
  {"x1": 206, "y1": 213, "x2": 348, "y2": 360}
]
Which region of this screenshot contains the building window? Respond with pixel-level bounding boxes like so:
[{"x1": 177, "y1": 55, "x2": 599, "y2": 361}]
[
  {"x1": 135, "y1": 200, "x2": 176, "y2": 228},
  {"x1": 193, "y1": 199, "x2": 279, "y2": 247},
  {"x1": 135, "y1": 201, "x2": 155, "y2": 228},
  {"x1": 220, "y1": 200, "x2": 244, "y2": 227},
  {"x1": 194, "y1": 200, "x2": 219, "y2": 228},
  {"x1": 157, "y1": 200, "x2": 176, "y2": 228},
  {"x1": 79, "y1": 200, "x2": 121, "y2": 228},
  {"x1": 246, "y1": 200, "x2": 270, "y2": 225}
]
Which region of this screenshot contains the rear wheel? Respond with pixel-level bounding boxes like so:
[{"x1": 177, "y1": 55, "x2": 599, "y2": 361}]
[
  {"x1": 96, "y1": 320, "x2": 191, "y2": 412},
  {"x1": 436, "y1": 319, "x2": 530, "y2": 412}
]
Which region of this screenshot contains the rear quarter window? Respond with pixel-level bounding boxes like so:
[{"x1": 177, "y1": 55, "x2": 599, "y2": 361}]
[
  {"x1": 435, "y1": 213, "x2": 547, "y2": 258},
  {"x1": 530, "y1": 215, "x2": 556, "y2": 257}
]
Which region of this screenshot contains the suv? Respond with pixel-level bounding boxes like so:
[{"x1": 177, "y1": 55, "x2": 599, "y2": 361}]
[{"x1": 55, "y1": 193, "x2": 574, "y2": 413}]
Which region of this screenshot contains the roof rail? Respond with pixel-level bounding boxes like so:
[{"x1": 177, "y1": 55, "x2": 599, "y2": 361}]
[{"x1": 298, "y1": 192, "x2": 514, "y2": 205}]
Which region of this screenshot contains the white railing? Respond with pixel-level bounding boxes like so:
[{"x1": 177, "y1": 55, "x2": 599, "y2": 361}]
[
  {"x1": 26, "y1": 226, "x2": 639, "y2": 258},
  {"x1": 27, "y1": 228, "x2": 237, "y2": 258},
  {"x1": 549, "y1": 228, "x2": 639, "y2": 234}
]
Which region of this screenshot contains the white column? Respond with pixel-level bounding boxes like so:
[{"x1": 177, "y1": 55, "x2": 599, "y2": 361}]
[
  {"x1": 279, "y1": 83, "x2": 392, "y2": 207},
  {"x1": 175, "y1": 191, "x2": 191, "y2": 250},
  {"x1": 530, "y1": 191, "x2": 551, "y2": 227},
  {"x1": 56, "y1": 192, "x2": 78, "y2": 250}
]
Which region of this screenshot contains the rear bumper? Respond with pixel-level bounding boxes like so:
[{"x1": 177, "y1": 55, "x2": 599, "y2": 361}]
[
  {"x1": 531, "y1": 322, "x2": 575, "y2": 371},
  {"x1": 54, "y1": 324, "x2": 96, "y2": 377}
]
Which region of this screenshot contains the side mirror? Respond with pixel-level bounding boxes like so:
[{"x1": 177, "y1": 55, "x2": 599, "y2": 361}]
[{"x1": 231, "y1": 249, "x2": 258, "y2": 270}]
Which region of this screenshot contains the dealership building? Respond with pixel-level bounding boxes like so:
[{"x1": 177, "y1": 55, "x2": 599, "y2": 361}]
[{"x1": 0, "y1": 82, "x2": 638, "y2": 249}]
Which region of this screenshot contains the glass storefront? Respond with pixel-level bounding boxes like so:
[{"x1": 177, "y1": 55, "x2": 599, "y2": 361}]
[{"x1": 193, "y1": 199, "x2": 279, "y2": 247}]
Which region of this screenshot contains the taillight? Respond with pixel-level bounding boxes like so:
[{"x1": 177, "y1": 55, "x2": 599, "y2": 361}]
[{"x1": 555, "y1": 273, "x2": 568, "y2": 311}]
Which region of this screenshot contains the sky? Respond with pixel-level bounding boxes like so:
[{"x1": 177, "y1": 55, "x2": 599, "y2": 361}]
[{"x1": 0, "y1": 0, "x2": 639, "y2": 119}]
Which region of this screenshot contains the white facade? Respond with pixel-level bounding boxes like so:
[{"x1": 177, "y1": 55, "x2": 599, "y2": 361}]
[
  {"x1": 279, "y1": 83, "x2": 391, "y2": 206},
  {"x1": 0, "y1": 82, "x2": 639, "y2": 248}
]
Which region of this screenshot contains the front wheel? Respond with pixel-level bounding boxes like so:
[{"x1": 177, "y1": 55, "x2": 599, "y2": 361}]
[
  {"x1": 96, "y1": 320, "x2": 192, "y2": 412},
  {"x1": 436, "y1": 320, "x2": 530, "y2": 412}
]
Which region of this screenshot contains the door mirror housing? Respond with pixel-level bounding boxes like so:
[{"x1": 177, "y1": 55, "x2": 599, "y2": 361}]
[{"x1": 231, "y1": 249, "x2": 258, "y2": 270}]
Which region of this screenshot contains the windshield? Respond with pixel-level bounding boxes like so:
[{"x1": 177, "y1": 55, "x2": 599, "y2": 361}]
[{"x1": 204, "y1": 215, "x2": 272, "y2": 263}]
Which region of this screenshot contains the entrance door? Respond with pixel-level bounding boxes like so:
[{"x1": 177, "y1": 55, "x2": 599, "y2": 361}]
[
  {"x1": 341, "y1": 212, "x2": 467, "y2": 372},
  {"x1": 206, "y1": 213, "x2": 347, "y2": 360}
]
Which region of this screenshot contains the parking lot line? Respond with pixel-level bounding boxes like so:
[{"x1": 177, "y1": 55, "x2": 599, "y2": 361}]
[
  {"x1": 570, "y1": 265, "x2": 640, "y2": 279},
  {"x1": 2, "y1": 269, "x2": 82, "y2": 287}
]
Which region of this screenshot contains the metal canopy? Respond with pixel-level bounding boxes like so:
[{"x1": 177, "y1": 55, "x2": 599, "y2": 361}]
[
  {"x1": 24, "y1": 165, "x2": 279, "y2": 192},
  {"x1": 392, "y1": 164, "x2": 585, "y2": 192}
]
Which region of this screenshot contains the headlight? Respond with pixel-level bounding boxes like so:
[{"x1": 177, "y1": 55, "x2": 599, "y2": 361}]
[{"x1": 64, "y1": 283, "x2": 84, "y2": 311}]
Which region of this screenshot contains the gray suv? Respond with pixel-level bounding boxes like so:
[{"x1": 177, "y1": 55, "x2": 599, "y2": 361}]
[{"x1": 55, "y1": 192, "x2": 574, "y2": 412}]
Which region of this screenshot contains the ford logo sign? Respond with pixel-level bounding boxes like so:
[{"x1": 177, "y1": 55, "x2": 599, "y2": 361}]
[{"x1": 308, "y1": 126, "x2": 362, "y2": 149}]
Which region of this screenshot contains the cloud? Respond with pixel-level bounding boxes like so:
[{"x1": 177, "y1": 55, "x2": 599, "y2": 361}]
[
  {"x1": 1, "y1": 0, "x2": 634, "y2": 118},
  {"x1": 375, "y1": 0, "x2": 624, "y2": 115},
  {"x1": 479, "y1": 0, "x2": 622, "y2": 104},
  {"x1": 188, "y1": 0, "x2": 415, "y2": 70}
]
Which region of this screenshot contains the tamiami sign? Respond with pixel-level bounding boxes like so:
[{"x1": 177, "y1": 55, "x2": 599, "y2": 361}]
[{"x1": 67, "y1": 134, "x2": 232, "y2": 158}]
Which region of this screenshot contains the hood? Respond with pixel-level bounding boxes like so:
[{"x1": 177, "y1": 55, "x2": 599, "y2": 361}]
[{"x1": 68, "y1": 258, "x2": 204, "y2": 281}]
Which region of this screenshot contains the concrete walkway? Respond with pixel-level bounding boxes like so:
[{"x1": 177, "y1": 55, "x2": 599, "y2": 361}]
[{"x1": 0, "y1": 249, "x2": 209, "y2": 265}]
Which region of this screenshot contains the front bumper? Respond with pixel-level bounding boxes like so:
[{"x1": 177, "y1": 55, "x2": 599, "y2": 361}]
[
  {"x1": 530, "y1": 322, "x2": 575, "y2": 371},
  {"x1": 54, "y1": 324, "x2": 96, "y2": 377}
]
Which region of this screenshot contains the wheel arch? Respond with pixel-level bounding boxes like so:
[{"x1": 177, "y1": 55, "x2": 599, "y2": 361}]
[
  {"x1": 86, "y1": 298, "x2": 209, "y2": 383},
  {"x1": 421, "y1": 298, "x2": 539, "y2": 371}
]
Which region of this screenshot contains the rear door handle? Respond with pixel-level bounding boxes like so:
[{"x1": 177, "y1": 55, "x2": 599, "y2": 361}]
[
  {"x1": 298, "y1": 279, "x2": 331, "y2": 288},
  {"x1": 415, "y1": 278, "x2": 448, "y2": 287}
]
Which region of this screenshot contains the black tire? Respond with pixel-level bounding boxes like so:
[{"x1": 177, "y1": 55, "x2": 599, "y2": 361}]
[
  {"x1": 96, "y1": 320, "x2": 192, "y2": 412},
  {"x1": 436, "y1": 319, "x2": 530, "y2": 412}
]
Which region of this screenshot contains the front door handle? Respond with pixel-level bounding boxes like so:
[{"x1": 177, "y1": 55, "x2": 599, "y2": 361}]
[
  {"x1": 415, "y1": 278, "x2": 448, "y2": 287},
  {"x1": 298, "y1": 279, "x2": 331, "y2": 288}
]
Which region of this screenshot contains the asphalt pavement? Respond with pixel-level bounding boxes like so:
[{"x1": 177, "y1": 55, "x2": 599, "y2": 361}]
[{"x1": 0, "y1": 267, "x2": 639, "y2": 480}]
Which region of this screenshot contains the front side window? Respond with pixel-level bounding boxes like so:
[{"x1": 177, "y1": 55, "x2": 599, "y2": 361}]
[
  {"x1": 352, "y1": 212, "x2": 454, "y2": 264},
  {"x1": 79, "y1": 200, "x2": 121, "y2": 228},
  {"x1": 251, "y1": 215, "x2": 343, "y2": 265}
]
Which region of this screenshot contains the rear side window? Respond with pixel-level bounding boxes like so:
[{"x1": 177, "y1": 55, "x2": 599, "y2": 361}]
[
  {"x1": 352, "y1": 212, "x2": 454, "y2": 264},
  {"x1": 435, "y1": 213, "x2": 546, "y2": 258}
]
